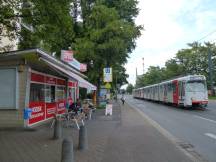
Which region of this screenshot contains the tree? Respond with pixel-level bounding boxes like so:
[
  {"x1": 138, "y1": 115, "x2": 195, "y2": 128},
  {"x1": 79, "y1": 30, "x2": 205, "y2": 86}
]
[
  {"x1": 0, "y1": 0, "x2": 20, "y2": 51},
  {"x1": 18, "y1": 0, "x2": 75, "y2": 55},
  {"x1": 135, "y1": 41, "x2": 216, "y2": 89},
  {"x1": 74, "y1": 4, "x2": 142, "y2": 104},
  {"x1": 126, "y1": 83, "x2": 134, "y2": 94}
]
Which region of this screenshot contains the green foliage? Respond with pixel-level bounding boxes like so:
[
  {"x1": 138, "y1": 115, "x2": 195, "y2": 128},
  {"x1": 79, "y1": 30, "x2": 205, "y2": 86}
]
[
  {"x1": 126, "y1": 83, "x2": 134, "y2": 94},
  {"x1": 1, "y1": 0, "x2": 142, "y2": 96},
  {"x1": 135, "y1": 42, "x2": 216, "y2": 89},
  {"x1": 18, "y1": 0, "x2": 75, "y2": 55},
  {"x1": 75, "y1": 3, "x2": 142, "y2": 88},
  {"x1": 0, "y1": 0, "x2": 20, "y2": 51}
]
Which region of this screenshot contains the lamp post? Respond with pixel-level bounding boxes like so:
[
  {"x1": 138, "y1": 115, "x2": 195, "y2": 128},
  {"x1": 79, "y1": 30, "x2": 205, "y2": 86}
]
[
  {"x1": 208, "y1": 48, "x2": 215, "y2": 96},
  {"x1": 113, "y1": 70, "x2": 118, "y2": 100}
]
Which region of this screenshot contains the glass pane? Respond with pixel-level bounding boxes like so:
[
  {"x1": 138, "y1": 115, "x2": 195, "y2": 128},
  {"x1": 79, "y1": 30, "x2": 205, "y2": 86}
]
[{"x1": 30, "y1": 83, "x2": 45, "y2": 102}]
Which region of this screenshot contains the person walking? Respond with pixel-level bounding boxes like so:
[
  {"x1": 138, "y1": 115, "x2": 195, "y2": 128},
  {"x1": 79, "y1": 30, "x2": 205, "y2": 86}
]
[{"x1": 121, "y1": 95, "x2": 125, "y2": 105}]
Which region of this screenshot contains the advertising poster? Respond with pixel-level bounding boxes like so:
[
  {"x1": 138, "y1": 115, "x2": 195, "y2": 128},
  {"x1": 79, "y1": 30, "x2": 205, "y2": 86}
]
[
  {"x1": 57, "y1": 100, "x2": 66, "y2": 114},
  {"x1": 28, "y1": 101, "x2": 46, "y2": 125},
  {"x1": 46, "y1": 103, "x2": 56, "y2": 119}
]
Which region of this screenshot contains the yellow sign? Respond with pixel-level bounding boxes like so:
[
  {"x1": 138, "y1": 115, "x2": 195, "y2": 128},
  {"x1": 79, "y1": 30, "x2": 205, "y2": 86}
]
[{"x1": 105, "y1": 83, "x2": 111, "y2": 89}]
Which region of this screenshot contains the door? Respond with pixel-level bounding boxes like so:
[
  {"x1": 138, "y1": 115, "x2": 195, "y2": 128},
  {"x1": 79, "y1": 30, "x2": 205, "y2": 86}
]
[{"x1": 172, "y1": 80, "x2": 179, "y2": 104}]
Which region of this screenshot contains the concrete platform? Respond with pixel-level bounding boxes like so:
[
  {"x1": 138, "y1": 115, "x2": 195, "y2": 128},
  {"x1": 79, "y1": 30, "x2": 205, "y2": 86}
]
[{"x1": 0, "y1": 100, "x2": 196, "y2": 162}]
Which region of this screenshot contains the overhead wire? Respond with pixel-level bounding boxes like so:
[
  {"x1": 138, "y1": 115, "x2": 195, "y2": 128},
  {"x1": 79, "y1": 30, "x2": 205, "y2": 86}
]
[{"x1": 197, "y1": 29, "x2": 216, "y2": 42}]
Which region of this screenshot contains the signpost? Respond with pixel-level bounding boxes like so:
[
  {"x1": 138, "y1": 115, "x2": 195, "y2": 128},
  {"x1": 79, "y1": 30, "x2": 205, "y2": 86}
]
[{"x1": 103, "y1": 67, "x2": 112, "y2": 82}]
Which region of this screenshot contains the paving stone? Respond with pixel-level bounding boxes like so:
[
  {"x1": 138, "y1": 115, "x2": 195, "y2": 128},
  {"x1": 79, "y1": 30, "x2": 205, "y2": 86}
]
[{"x1": 0, "y1": 100, "x2": 194, "y2": 162}]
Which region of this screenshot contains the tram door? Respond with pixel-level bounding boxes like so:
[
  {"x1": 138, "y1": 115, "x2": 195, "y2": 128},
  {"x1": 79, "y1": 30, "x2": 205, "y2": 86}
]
[
  {"x1": 172, "y1": 80, "x2": 178, "y2": 104},
  {"x1": 178, "y1": 81, "x2": 185, "y2": 104}
]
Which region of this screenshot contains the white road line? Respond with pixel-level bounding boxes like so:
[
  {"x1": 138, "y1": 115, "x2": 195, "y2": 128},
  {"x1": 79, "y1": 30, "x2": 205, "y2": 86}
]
[
  {"x1": 205, "y1": 133, "x2": 216, "y2": 140},
  {"x1": 194, "y1": 115, "x2": 216, "y2": 124}
]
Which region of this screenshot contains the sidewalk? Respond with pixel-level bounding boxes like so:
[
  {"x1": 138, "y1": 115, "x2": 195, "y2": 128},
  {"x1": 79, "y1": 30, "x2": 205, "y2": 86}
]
[{"x1": 0, "y1": 100, "x2": 198, "y2": 162}]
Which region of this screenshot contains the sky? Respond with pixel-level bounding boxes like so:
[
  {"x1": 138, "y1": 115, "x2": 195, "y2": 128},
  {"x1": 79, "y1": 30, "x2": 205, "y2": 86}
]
[{"x1": 124, "y1": 0, "x2": 216, "y2": 87}]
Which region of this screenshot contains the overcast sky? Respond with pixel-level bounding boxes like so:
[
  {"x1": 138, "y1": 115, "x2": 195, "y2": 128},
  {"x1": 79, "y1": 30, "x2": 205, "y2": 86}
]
[{"x1": 124, "y1": 0, "x2": 216, "y2": 87}]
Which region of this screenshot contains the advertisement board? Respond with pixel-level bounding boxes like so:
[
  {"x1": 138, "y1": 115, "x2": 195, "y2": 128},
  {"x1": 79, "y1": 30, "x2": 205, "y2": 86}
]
[
  {"x1": 46, "y1": 103, "x2": 56, "y2": 119},
  {"x1": 28, "y1": 101, "x2": 46, "y2": 125},
  {"x1": 57, "y1": 100, "x2": 66, "y2": 114},
  {"x1": 61, "y1": 50, "x2": 73, "y2": 62}
]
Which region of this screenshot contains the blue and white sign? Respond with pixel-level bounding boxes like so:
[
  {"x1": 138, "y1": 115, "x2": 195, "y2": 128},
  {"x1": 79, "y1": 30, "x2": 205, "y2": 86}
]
[{"x1": 103, "y1": 67, "x2": 112, "y2": 82}]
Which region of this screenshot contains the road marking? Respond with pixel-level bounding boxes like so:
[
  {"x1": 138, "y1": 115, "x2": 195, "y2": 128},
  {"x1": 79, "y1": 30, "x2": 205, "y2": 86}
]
[
  {"x1": 205, "y1": 133, "x2": 216, "y2": 140},
  {"x1": 194, "y1": 115, "x2": 216, "y2": 124}
]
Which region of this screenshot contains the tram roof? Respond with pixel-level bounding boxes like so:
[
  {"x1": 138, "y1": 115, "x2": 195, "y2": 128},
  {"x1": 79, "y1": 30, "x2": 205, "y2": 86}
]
[{"x1": 135, "y1": 75, "x2": 206, "y2": 90}]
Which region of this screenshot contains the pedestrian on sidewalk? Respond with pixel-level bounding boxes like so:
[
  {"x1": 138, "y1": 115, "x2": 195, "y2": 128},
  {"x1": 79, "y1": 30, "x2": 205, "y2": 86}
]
[{"x1": 121, "y1": 95, "x2": 125, "y2": 105}]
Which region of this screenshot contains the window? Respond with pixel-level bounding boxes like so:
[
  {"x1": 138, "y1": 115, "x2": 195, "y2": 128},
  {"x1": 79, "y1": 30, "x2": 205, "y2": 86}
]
[
  {"x1": 30, "y1": 83, "x2": 45, "y2": 102},
  {"x1": 172, "y1": 83, "x2": 176, "y2": 93},
  {"x1": 186, "y1": 80, "x2": 206, "y2": 92},
  {"x1": 44, "y1": 85, "x2": 55, "y2": 103},
  {"x1": 0, "y1": 68, "x2": 17, "y2": 109},
  {"x1": 69, "y1": 87, "x2": 76, "y2": 102},
  {"x1": 56, "y1": 86, "x2": 65, "y2": 101}
]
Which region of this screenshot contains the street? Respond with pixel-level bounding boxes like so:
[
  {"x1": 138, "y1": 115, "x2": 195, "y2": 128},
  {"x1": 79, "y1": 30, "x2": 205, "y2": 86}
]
[{"x1": 126, "y1": 95, "x2": 216, "y2": 162}]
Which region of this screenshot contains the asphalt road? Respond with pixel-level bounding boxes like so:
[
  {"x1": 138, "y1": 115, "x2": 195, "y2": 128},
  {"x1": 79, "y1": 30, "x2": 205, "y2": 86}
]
[{"x1": 126, "y1": 95, "x2": 216, "y2": 162}]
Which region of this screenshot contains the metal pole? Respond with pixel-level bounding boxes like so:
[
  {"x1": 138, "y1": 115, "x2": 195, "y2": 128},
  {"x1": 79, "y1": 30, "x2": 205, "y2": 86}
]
[
  {"x1": 116, "y1": 73, "x2": 117, "y2": 100},
  {"x1": 53, "y1": 118, "x2": 62, "y2": 139},
  {"x1": 78, "y1": 125, "x2": 88, "y2": 150},
  {"x1": 61, "y1": 138, "x2": 74, "y2": 162},
  {"x1": 208, "y1": 48, "x2": 214, "y2": 96}
]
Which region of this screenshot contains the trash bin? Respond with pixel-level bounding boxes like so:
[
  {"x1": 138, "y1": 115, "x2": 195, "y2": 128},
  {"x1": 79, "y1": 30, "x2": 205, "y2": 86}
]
[{"x1": 23, "y1": 108, "x2": 32, "y2": 120}]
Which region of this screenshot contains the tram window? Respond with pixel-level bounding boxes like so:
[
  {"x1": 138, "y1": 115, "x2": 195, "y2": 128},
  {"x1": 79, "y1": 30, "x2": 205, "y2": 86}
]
[
  {"x1": 182, "y1": 82, "x2": 185, "y2": 96},
  {"x1": 172, "y1": 83, "x2": 176, "y2": 93},
  {"x1": 30, "y1": 83, "x2": 45, "y2": 102},
  {"x1": 178, "y1": 82, "x2": 182, "y2": 96},
  {"x1": 164, "y1": 85, "x2": 167, "y2": 96},
  {"x1": 186, "y1": 80, "x2": 205, "y2": 92},
  {"x1": 168, "y1": 84, "x2": 172, "y2": 91}
]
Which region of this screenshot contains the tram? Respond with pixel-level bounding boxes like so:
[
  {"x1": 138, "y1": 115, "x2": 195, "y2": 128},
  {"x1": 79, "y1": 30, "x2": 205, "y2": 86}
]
[{"x1": 133, "y1": 75, "x2": 208, "y2": 108}]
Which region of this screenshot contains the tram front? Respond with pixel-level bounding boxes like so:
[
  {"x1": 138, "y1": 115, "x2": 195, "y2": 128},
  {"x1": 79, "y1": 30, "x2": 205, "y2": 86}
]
[{"x1": 184, "y1": 75, "x2": 208, "y2": 108}]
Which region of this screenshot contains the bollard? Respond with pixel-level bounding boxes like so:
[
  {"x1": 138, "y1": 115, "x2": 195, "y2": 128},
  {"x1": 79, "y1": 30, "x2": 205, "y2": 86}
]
[
  {"x1": 61, "y1": 138, "x2": 74, "y2": 162},
  {"x1": 53, "y1": 118, "x2": 62, "y2": 139},
  {"x1": 78, "y1": 125, "x2": 88, "y2": 150}
]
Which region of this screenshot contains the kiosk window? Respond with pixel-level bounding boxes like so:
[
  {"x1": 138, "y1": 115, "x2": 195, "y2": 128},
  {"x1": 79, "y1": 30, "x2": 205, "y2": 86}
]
[
  {"x1": 69, "y1": 88, "x2": 76, "y2": 102},
  {"x1": 45, "y1": 85, "x2": 55, "y2": 103},
  {"x1": 0, "y1": 68, "x2": 17, "y2": 109},
  {"x1": 30, "y1": 83, "x2": 45, "y2": 102},
  {"x1": 56, "y1": 86, "x2": 65, "y2": 101}
]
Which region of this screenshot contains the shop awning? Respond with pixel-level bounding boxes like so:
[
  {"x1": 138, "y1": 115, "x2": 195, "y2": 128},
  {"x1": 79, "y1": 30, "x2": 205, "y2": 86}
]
[{"x1": 40, "y1": 58, "x2": 97, "y2": 91}]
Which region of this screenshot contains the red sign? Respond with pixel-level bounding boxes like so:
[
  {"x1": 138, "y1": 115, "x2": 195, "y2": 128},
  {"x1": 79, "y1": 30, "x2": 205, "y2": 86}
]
[
  {"x1": 31, "y1": 73, "x2": 45, "y2": 83},
  {"x1": 57, "y1": 79, "x2": 66, "y2": 85},
  {"x1": 29, "y1": 101, "x2": 45, "y2": 125},
  {"x1": 45, "y1": 76, "x2": 56, "y2": 84},
  {"x1": 57, "y1": 100, "x2": 66, "y2": 114},
  {"x1": 68, "y1": 81, "x2": 75, "y2": 87},
  {"x1": 46, "y1": 103, "x2": 57, "y2": 119},
  {"x1": 80, "y1": 63, "x2": 87, "y2": 72},
  {"x1": 61, "y1": 50, "x2": 73, "y2": 62}
]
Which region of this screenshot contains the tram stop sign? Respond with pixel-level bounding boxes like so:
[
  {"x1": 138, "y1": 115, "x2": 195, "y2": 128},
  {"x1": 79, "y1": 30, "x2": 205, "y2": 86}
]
[{"x1": 105, "y1": 83, "x2": 111, "y2": 89}]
